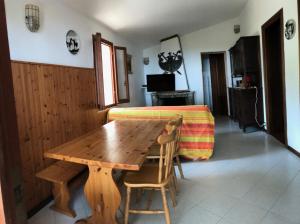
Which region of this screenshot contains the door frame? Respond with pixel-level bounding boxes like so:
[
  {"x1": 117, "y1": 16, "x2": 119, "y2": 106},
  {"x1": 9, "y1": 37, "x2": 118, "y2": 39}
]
[
  {"x1": 261, "y1": 9, "x2": 287, "y2": 144},
  {"x1": 298, "y1": 0, "x2": 300, "y2": 94},
  {"x1": 0, "y1": 0, "x2": 26, "y2": 223},
  {"x1": 200, "y1": 51, "x2": 229, "y2": 115}
]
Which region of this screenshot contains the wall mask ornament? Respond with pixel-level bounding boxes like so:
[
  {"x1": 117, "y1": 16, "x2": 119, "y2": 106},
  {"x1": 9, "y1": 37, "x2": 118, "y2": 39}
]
[
  {"x1": 158, "y1": 51, "x2": 183, "y2": 75},
  {"x1": 143, "y1": 57, "x2": 150, "y2": 65},
  {"x1": 285, "y1": 19, "x2": 296, "y2": 40},
  {"x1": 66, "y1": 30, "x2": 80, "y2": 55},
  {"x1": 25, "y1": 4, "x2": 40, "y2": 32}
]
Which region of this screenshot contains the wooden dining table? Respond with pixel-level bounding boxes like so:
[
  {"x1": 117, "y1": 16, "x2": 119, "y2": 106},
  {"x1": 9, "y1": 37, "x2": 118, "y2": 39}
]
[{"x1": 44, "y1": 119, "x2": 167, "y2": 224}]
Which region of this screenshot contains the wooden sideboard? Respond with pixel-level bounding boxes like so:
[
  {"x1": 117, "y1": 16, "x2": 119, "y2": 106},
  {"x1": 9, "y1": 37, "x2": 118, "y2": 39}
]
[
  {"x1": 229, "y1": 87, "x2": 264, "y2": 131},
  {"x1": 229, "y1": 36, "x2": 262, "y2": 88},
  {"x1": 228, "y1": 35, "x2": 264, "y2": 132}
]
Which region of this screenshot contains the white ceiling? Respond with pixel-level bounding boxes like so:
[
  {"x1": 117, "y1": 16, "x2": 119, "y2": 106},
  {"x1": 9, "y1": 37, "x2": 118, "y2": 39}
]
[{"x1": 61, "y1": 0, "x2": 248, "y2": 47}]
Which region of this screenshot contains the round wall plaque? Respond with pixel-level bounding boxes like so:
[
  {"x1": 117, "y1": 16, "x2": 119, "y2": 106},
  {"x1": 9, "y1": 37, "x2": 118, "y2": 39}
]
[
  {"x1": 285, "y1": 19, "x2": 296, "y2": 40},
  {"x1": 66, "y1": 30, "x2": 80, "y2": 55}
]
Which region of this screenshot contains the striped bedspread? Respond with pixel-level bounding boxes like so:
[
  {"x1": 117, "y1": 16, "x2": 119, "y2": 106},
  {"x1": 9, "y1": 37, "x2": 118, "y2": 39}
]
[{"x1": 108, "y1": 106, "x2": 215, "y2": 160}]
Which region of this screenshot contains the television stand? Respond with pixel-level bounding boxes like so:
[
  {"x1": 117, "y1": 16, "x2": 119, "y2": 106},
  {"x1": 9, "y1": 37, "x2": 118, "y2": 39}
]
[{"x1": 151, "y1": 91, "x2": 195, "y2": 106}]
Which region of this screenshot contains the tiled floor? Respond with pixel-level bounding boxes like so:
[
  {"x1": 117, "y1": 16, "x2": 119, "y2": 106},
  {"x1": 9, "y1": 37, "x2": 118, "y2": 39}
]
[{"x1": 28, "y1": 117, "x2": 300, "y2": 224}]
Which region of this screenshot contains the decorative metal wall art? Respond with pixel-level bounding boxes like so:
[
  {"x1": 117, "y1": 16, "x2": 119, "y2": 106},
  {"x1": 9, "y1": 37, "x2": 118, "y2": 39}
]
[
  {"x1": 158, "y1": 51, "x2": 183, "y2": 75},
  {"x1": 25, "y1": 4, "x2": 40, "y2": 32},
  {"x1": 285, "y1": 19, "x2": 296, "y2": 40},
  {"x1": 66, "y1": 30, "x2": 80, "y2": 55}
]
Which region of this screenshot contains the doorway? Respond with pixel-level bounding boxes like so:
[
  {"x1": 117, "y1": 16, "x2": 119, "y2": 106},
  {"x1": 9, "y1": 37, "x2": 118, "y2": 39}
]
[
  {"x1": 201, "y1": 52, "x2": 228, "y2": 116},
  {"x1": 262, "y1": 9, "x2": 287, "y2": 144}
]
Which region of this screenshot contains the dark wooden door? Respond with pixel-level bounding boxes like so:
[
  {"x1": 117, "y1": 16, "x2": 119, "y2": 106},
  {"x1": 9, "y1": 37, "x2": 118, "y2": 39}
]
[
  {"x1": 0, "y1": 0, "x2": 27, "y2": 223},
  {"x1": 262, "y1": 9, "x2": 286, "y2": 144},
  {"x1": 209, "y1": 54, "x2": 228, "y2": 116}
]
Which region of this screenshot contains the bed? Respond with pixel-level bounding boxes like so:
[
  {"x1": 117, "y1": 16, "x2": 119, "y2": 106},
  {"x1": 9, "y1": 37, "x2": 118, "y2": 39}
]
[{"x1": 108, "y1": 105, "x2": 215, "y2": 160}]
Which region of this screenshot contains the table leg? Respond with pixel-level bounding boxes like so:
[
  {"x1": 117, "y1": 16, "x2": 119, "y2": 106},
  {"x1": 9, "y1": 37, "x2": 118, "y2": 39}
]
[{"x1": 75, "y1": 166, "x2": 121, "y2": 224}]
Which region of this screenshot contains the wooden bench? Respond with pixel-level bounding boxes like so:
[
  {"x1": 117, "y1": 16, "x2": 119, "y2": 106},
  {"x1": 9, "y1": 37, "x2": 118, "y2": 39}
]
[{"x1": 36, "y1": 161, "x2": 86, "y2": 218}]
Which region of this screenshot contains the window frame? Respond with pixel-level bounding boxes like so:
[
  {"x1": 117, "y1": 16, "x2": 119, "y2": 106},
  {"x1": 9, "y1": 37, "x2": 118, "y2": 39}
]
[
  {"x1": 100, "y1": 38, "x2": 117, "y2": 108},
  {"x1": 93, "y1": 33, "x2": 130, "y2": 109},
  {"x1": 114, "y1": 46, "x2": 130, "y2": 104}
]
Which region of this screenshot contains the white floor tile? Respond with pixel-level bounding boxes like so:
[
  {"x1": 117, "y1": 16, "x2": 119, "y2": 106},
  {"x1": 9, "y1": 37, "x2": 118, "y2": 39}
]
[
  {"x1": 28, "y1": 205, "x2": 56, "y2": 224},
  {"x1": 217, "y1": 218, "x2": 235, "y2": 224},
  {"x1": 175, "y1": 204, "x2": 222, "y2": 224},
  {"x1": 222, "y1": 200, "x2": 268, "y2": 224},
  {"x1": 242, "y1": 184, "x2": 281, "y2": 210},
  {"x1": 196, "y1": 192, "x2": 238, "y2": 217},
  {"x1": 260, "y1": 212, "x2": 297, "y2": 224},
  {"x1": 27, "y1": 117, "x2": 300, "y2": 224},
  {"x1": 271, "y1": 191, "x2": 300, "y2": 223}
]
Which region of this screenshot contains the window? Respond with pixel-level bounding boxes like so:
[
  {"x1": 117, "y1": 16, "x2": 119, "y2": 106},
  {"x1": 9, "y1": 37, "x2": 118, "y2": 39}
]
[
  {"x1": 93, "y1": 33, "x2": 117, "y2": 108},
  {"x1": 93, "y1": 33, "x2": 130, "y2": 109},
  {"x1": 101, "y1": 40, "x2": 115, "y2": 107}
]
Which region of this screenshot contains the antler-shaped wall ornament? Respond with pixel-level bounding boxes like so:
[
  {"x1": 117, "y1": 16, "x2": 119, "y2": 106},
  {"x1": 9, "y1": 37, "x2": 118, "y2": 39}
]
[{"x1": 158, "y1": 50, "x2": 183, "y2": 75}]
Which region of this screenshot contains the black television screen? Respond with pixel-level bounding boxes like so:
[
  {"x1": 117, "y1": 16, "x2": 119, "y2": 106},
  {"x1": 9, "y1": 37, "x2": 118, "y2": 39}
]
[{"x1": 147, "y1": 74, "x2": 175, "y2": 92}]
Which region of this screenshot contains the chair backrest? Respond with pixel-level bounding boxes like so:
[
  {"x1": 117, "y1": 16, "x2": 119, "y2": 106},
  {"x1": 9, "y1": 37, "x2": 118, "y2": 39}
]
[
  {"x1": 157, "y1": 125, "x2": 177, "y2": 184},
  {"x1": 166, "y1": 115, "x2": 183, "y2": 152}
]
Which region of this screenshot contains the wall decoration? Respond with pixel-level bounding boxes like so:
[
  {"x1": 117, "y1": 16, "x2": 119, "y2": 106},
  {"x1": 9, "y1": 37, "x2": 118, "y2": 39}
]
[
  {"x1": 143, "y1": 57, "x2": 150, "y2": 65},
  {"x1": 158, "y1": 51, "x2": 183, "y2": 75},
  {"x1": 234, "y1": 24, "x2": 240, "y2": 34},
  {"x1": 160, "y1": 35, "x2": 190, "y2": 90},
  {"x1": 127, "y1": 54, "x2": 133, "y2": 74},
  {"x1": 25, "y1": 4, "x2": 40, "y2": 32},
  {"x1": 285, "y1": 19, "x2": 296, "y2": 40},
  {"x1": 66, "y1": 30, "x2": 80, "y2": 55}
]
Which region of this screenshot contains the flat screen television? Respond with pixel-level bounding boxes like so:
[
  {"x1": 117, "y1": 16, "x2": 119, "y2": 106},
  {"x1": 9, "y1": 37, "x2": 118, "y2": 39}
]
[{"x1": 146, "y1": 74, "x2": 175, "y2": 92}]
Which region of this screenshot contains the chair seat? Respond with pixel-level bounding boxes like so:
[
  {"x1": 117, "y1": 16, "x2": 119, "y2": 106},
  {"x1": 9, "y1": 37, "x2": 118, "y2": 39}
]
[
  {"x1": 147, "y1": 145, "x2": 161, "y2": 157},
  {"x1": 124, "y1": 164, "x2": 167, "y2": 187},
  {"x1": 147, "y1": 144, "x2": 179, "y2": 158}
]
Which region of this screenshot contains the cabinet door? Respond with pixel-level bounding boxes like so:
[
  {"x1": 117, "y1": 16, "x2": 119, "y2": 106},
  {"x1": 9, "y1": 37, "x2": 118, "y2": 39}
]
[
  {"x1": 228, "y1": 88, "x2": 236, "y2": 119},
  {"x1": 231, "y1": 47, "x2": 240, "y2": 76},
  {"x1": 229, "y1": 49, "x2": 234, "y2": 75},
  {"x1": 243, "y1": 37, "x2": 260, "y2": 73},
  {"x1": 231, "y1": 43, "x2": 244, "y2": 76},
  {"x1": 238, "y1": 89, "x2": 256, "y2": 127},
  {"x1": 235, "y1": 40, "x2": 244, "y2": 75}
]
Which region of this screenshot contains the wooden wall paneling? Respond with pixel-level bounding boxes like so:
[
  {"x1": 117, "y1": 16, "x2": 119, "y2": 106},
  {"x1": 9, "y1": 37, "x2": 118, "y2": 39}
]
[
  {"x1": 10, "y1": 61, "x2": 106, "y2": 212},
  {"x1": 60, "y1": 66, "x2": 72, "y2": 141},
  {"x1": 12, "y1": 63, "x2": 33, "y2": 209},
  {"x1": 36, "y1": 64, "x2": 54, "y2": 201},
  {"x1": 12, "y1": 63, "x2": 45, "y2": 210}
]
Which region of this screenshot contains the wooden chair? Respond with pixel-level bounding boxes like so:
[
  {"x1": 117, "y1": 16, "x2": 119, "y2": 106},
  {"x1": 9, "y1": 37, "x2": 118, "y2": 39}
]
[
  {"x1": 146, "y1": 115, "x2": 184, "y2": 179},
  {"x1": 124, "y1": 125, "x2": 177, "y2": 224},
  {"x1": 36, "y1": 161, "x2": 86, "y2": 217}
]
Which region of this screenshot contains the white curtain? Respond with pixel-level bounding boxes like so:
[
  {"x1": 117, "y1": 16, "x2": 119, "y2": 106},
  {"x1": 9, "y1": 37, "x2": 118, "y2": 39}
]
[{"x1": 202, "y1": 56, "x2": 213, "y2": 110}]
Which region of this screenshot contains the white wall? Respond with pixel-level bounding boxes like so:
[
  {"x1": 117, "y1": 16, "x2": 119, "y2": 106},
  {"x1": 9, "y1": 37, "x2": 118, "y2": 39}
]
[
  {"x1": 239, "y1": 0, "x2": 300, "y2": 152},
  {"x1": 143, "y1": 45, "x2": 163, "y2": 105},
  {"x1": 5, "y1": 0, "x2": 145, "y2": 106},
  {"x1": 143, "y1": 18, "x2": 241, "y2": 106}
]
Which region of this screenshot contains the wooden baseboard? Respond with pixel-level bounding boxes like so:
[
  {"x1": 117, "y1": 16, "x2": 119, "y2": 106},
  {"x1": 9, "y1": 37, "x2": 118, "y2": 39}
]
[
  {"x1": 287, "y1": 145, "x2": 300, "y2": 158},
  {"x1": 27, "y1": 196, "x2": 53, "y2": 219}
]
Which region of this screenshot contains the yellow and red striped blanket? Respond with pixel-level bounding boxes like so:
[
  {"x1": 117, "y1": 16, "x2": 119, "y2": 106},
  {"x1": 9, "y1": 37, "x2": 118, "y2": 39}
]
[{"x1": 108, "y1": 106, "x2": 215, "y2": 160}]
